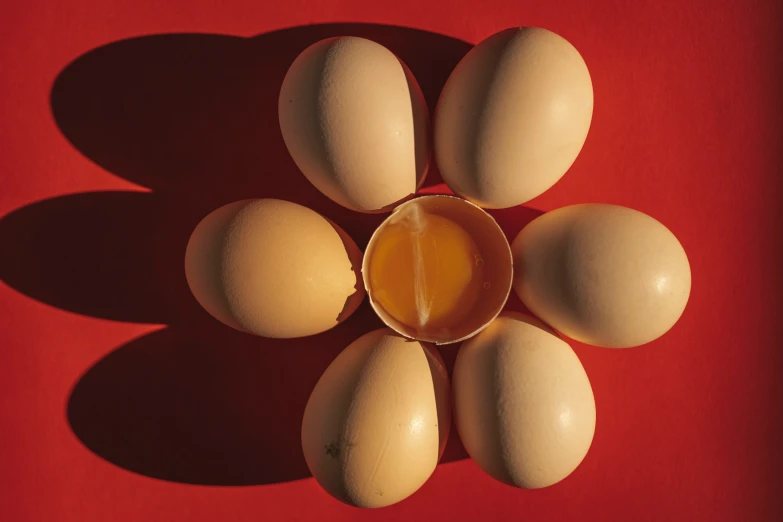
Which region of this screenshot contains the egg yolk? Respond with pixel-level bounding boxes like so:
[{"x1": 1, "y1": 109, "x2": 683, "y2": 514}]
[{"x1": 368, "y1": 204, "x2": 485, "y2": 335}]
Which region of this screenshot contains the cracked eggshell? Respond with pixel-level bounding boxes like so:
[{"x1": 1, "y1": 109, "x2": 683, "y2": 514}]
[
  {"x1": 434, "y1": 27, "x2": 593, "y2": 208},
  {"x1": 302, "y1": 328, "x2": 451, "y2": 508},
  {"x1": 453, "y1": 312, "x2": 596, "y2": 489},
  {"x1": 184, "y1": 199, "x2": 364, "y2": 338},
  {"x1": 511, "y1": 204, "x2": 691, "y2": 348},
  {"x1": 279, "y1": 36, "x2": 430, "y2": 213}
]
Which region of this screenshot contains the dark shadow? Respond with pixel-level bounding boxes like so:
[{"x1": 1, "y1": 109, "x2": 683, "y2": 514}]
[
  {"x1": 487, "y1": 205, "x2": 544, "y2": 242},
  {"x1": 489, "y1": 205, "x2": 545, "y2": 317},
  {"x1": 67, "y1": 306, "x2": 384, "y2": 486},
  {"x1": 0, "y1": 24, "x2": 476, "y2": 486},
  {"x1": 2, "y1": 24, "x2": 473, "y2": 323},
  {"x1": 1, "y1": 192, "x2": 203, "y2": 324},
  {"x1": 49, "y1": 25, "x2": 464, "y2": 198}
]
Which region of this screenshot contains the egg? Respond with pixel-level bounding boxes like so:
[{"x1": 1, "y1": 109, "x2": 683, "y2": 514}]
[
  {"x1": 434, "y1": 27, "x2": 593, "y2": 209},
  {"x1": 184, "y1": 199, "x2": 364, "y2": 338},
  {"x1": 362, "y1": 195, "x2": 513, "y2": 344},
  {"x1": 453, "y1": 312, "x2": 596, "y2": 488},
  {"x1": 512, "y1": 204, "x2": 691, "y2": 348},
  {"x1": 302, "y1": 328, "x2": 451, "y2": 507},
  {"x1": 279, "y1": 37, "x2": 430, "y2": 213}
]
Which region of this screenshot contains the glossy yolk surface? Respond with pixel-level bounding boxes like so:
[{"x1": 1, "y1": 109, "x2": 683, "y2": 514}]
[{"x1": 368, "y1": 205, "x2": 484, "y2": 335}]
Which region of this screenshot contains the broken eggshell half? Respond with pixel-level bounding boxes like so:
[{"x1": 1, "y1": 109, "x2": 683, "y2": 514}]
[{"x1": 362, "y1": 195, "x2": 513, "y2": 345}]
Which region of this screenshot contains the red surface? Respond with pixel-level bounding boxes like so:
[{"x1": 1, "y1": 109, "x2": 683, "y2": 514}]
[{"x1": 1, "y1": 1, "x2": 782, "y2": 520}]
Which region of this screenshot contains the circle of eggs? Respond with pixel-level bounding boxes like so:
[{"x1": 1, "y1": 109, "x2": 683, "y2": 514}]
[{"x1": 183, "y1": 26, "x2": 692, "y2": 508}]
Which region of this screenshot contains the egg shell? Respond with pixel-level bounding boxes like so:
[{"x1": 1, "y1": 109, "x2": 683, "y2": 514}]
[
  {"x1": 184, "y1": 199, "x2": 364, "y2": 338},
  {"x1": 302, "y1": 328, "x2": 451, "y2": 508},
  {"x1": 512, "y1": 204, "x2": 691, "y2": 348},
  {"x1": 453, "y1": 312, "x2": 596, "y2": 489},
  {"x1": 434, "y1": 27, "x2": 593, "y2": 209},
  {"x1": 279, "y1": 36, "x2": 430, "y2": 213},
  {"x1": 362, "y1": 195, "x2": 513, "y2": 345}
]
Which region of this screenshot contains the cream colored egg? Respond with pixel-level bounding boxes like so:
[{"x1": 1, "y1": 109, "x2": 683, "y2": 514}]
[
  {"x1": 512, "y1": 204, "x2": 691, "y2": 348},
  {"x1": 279, "y1": 37, "x2": 430, "y2": 213},
  {"x1": 184, "y1": 199, "x2": 364, "y2": 338},
  {"x1": 302, "y1": 328, "x2": 451, "y2": 507},
  {"x1": 434, "y1": 27, "x2": 593, "y2": 209},
  {"x1": 453, "y1": 312, "x2": 596, "y2": 489}
]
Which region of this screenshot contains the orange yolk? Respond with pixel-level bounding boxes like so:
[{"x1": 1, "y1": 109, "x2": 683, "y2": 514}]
[{"x1": 368, "y1": 205, "x2": 485, "y2": 335}]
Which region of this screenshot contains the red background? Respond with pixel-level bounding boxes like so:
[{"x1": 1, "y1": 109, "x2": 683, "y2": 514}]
[{"x1": 2, "y1": 1, "x2": 782, "y2": 521}]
